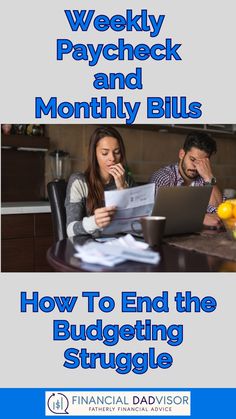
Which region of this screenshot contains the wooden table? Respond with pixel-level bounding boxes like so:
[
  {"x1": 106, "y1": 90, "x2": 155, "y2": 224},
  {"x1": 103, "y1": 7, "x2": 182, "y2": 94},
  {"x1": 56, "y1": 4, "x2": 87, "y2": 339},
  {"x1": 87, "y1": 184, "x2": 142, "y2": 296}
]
[{"x1": 47, "y1": 232, "x2": 236, "y2": 272}]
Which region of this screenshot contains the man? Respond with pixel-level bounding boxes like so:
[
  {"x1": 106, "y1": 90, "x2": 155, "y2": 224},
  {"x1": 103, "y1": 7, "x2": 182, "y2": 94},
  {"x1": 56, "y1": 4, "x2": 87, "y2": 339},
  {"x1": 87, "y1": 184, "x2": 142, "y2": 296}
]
[{"x1": 149, "y1": 132, "x2": 223, "y2": 227}]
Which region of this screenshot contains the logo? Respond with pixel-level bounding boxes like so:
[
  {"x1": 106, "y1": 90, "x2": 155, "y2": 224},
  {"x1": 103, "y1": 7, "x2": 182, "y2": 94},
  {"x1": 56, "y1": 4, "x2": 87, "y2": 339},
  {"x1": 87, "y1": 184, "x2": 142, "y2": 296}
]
[
  {"x1": 46, "y1": 391, "x2": 191, "y2": 416},
  {"x1": 47, "y1": 392, "x2": 69, "y2": 415}
]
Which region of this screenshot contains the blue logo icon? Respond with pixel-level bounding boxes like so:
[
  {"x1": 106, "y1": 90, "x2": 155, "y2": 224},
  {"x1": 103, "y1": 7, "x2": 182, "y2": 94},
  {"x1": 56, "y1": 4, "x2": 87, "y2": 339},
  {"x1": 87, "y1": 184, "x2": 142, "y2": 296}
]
[{"x1": 47, "y1": 392, "x2": 69, "y2": 415}]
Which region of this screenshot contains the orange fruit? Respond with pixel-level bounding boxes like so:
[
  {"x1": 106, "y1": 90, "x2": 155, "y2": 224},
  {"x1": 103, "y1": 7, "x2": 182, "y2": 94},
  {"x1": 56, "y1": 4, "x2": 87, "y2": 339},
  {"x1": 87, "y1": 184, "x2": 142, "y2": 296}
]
[
  {"x1": 233, "y1": 205, "x2": 236, "y2": 219},
  {"x1": 217, "y1": 202, "x2": 233, "y2": 219},
  {"x1": 227, "y1": 200, "x2": 236, "y2": 218}
]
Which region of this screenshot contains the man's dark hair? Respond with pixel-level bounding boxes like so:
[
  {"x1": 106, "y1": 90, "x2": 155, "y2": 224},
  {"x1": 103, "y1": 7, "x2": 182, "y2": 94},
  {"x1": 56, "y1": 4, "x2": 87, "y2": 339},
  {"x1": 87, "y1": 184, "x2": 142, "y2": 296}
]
[{"x1": 183, "y1": 132, "x2": 217, "y2": 157}]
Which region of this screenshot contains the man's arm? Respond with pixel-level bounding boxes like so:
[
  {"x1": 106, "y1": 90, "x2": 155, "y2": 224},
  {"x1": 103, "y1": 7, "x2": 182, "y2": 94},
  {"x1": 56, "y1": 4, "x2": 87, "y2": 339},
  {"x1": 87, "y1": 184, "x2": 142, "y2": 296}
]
[
  {"x1": 195, "y1": 157, "x2": 223, "y2": 208},
  {"x1": 209, "y1": 186, "x2": 223, "y2": 208},
  {"x1": 194, "y1": 158, "x2": 223, "y2": 227},
  {"x1": 203, "y1": 213, "x2": 221, "y2": 227}
]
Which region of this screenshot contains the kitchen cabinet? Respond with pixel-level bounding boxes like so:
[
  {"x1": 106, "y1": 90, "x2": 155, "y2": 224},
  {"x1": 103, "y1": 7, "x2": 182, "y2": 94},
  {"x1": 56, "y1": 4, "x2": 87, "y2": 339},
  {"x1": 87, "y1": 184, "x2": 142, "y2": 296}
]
[
  {"x1": 1, "y1": 134, "x2": 49, "y2": 202},
  {"x1": 126, "y1": 124, "x2": 236, "y2": 137},
  {"x1": 1, "y1": 213, "x2": 54, "y2": 272},
  {"x1": 1, "y1": 134, "x2": 49, "y2": 150}
]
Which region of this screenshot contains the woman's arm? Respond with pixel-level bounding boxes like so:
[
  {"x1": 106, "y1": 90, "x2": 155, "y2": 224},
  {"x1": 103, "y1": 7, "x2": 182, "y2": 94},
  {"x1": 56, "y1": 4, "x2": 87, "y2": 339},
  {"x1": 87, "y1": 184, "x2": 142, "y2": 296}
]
[
  {"x1": 65, "y1": 174, "x2": 99, "y2": 237},
  {"x1": 65, "y1": 174, "x2": 116, "y2": 237}
]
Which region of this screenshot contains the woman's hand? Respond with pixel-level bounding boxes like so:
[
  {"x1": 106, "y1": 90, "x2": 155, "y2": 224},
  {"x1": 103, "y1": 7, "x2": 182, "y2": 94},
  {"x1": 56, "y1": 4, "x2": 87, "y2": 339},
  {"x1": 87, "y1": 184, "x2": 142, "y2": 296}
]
[
  {"x1": 94, "y1": 206, "x2": 116, "y2": 228},
  {"x1": 108, "y1": 163, "x2": 126, "y2": 189}
]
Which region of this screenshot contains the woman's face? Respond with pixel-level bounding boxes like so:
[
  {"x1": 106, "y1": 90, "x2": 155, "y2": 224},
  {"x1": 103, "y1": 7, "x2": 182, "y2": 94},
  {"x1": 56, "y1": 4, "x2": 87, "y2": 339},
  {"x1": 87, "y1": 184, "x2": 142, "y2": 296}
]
[{"x1": 96, "y1": 136, "x2": 122, "y2": 181}]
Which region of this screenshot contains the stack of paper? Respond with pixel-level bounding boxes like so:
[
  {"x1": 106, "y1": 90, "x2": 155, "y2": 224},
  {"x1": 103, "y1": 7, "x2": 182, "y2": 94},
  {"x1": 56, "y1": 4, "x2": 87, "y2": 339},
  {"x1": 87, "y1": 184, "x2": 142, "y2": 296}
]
[
  {"x1": 104, "y1": 183, "x2": 155, "y2": 235},
  {"x1": 74, "y1": 234, "x2": 160, "y2": 267}
]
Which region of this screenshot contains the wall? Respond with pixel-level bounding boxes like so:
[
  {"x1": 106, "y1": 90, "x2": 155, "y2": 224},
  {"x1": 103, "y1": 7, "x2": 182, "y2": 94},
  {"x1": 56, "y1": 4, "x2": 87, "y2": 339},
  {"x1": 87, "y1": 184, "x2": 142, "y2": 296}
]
[{"x1": 45, "y1": 125, "x2": 236, "y2": 193}]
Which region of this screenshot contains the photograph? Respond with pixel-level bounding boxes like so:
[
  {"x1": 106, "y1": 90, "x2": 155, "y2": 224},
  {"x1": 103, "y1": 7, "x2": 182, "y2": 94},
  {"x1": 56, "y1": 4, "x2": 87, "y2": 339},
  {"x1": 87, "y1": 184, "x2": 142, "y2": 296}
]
[{"x1": 2, "y1": 123, "x2": 236, "y2": 273}]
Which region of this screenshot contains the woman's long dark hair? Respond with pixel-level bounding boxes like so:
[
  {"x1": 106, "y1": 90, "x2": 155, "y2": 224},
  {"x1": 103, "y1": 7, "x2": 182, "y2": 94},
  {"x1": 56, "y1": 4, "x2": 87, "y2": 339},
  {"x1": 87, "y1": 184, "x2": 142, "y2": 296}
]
[{"x1": 84, "y1": 126, "x2": 127, "y2": 214}]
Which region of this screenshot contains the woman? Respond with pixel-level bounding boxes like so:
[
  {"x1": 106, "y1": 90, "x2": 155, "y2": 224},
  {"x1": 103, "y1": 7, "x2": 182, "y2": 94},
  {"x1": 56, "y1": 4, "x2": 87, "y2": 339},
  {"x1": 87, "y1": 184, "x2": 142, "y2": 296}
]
[{"x1": 65, "y1": 126, "x2": 135, "y2": 237}]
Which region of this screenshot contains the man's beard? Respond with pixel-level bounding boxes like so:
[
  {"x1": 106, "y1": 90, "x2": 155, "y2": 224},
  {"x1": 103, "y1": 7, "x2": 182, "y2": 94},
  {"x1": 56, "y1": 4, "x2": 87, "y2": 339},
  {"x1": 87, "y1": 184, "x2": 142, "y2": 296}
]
[{"x1": 180, "y1": 156, "x2": 198, "y2": 180}]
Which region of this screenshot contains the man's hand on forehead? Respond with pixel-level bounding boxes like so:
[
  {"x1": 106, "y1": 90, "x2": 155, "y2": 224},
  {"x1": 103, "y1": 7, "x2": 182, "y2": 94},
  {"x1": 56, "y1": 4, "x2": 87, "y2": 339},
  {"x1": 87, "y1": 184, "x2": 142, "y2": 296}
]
[
  {"x1": 194, "y1": 157, "x2": 213, "y2": 181},
  {"x1": 193, "y1": 156, "x2": 209, "y2": 163}
]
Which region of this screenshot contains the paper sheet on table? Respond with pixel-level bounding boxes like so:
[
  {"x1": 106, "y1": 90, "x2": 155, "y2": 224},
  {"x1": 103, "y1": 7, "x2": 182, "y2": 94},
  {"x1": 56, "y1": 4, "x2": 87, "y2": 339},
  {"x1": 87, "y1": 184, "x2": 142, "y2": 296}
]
[
  {"x1": 74, "y1": 234, "x2": 160, "y2": 267},
  {"x1": 103, "y1": 183, "x2": 155, "y2": 235}
]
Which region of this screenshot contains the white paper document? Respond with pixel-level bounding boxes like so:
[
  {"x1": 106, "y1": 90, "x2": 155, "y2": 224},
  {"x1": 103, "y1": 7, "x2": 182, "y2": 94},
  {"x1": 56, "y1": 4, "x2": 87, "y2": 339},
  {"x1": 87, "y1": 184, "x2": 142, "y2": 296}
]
[
  {"x1": 74, "y1": 234, "x2": 160, "y2": 267},
  {"x1": 104, "y1": 183, "x2": 155, "y2": 235}
]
